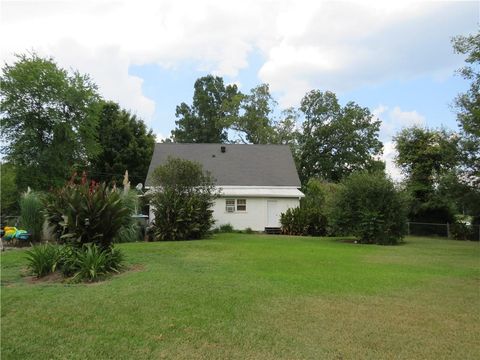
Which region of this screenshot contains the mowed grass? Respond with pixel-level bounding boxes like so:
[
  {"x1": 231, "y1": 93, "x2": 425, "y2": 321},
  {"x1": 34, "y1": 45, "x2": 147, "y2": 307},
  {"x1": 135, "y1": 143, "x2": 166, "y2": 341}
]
[{"x1": 1, "y1": 234, "x2": 479, "y2": 360}]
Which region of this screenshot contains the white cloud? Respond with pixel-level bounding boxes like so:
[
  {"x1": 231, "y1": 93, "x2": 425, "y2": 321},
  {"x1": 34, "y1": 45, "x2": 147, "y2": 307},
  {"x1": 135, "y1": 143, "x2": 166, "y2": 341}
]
[
  {"x1": 258, "y1": 1, "x2": 476, "y2": 106},
  {"x1": 155, "y1": 132, "x2": 167, "y2": 143},
  {"x1": 375, "y1": 104, "x2": 426, "y2": 140},
  {"x1": 383, "y1": 141, "x2": 403, "y2": 182},
  {"x1": 374, "y1": 105, "x2": 426, "y2": 181},
  {"x1": 52, "y1": 41, "x2": 156, "y2": 122},
  {"x1": 1, "y1": 0, "x2": 476, "y2": 122}
]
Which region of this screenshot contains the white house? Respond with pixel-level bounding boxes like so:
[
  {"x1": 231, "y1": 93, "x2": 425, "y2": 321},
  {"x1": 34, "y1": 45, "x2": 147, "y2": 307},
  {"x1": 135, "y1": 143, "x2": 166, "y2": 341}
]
[{"x1": 145, "y1": 143, "x2": 304, "y2": 232}]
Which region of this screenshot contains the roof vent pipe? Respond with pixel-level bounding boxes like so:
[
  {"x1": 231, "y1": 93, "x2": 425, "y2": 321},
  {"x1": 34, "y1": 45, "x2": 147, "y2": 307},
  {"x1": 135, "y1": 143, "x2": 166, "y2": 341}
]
[{"x1": 221, "y1": 146, "x2": 226, "y2": 153}]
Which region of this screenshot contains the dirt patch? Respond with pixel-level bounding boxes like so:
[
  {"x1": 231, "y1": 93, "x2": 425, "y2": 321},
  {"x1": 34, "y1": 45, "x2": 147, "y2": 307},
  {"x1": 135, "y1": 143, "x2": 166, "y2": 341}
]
[
  {"x1": 25, "y1": 271, "x2": 63, "y2": 284},
  {"x1": 128, "y1": 264, "x2": 145, "y2": 272}
]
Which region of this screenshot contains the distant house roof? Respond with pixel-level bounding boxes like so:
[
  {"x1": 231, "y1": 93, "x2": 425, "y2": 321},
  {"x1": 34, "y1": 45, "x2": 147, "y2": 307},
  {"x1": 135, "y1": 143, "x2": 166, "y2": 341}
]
[{"x1": 145, "y1": 143, "x2": 301, "y2": 188}]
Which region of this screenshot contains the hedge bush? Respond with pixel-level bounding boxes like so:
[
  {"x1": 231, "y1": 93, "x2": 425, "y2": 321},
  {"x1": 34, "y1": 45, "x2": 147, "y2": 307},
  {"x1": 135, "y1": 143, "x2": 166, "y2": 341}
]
[
  {"x1": 280, "y1": 207, "x2": 327, "y2": 236},
  {"x1": 280, "y1": 179, "x2": 334, "y2": 236},
  {"x1": 329, "y1": 171, "x2": 408, "y2": 245},
  {"x1": 150, "y1": 157, "x2": 218, "y2": 241}
]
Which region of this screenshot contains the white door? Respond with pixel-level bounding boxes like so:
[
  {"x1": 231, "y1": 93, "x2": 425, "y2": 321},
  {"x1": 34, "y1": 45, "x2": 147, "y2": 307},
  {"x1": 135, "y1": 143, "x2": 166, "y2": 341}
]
[{"x1": 267, "y1": 200, "x2": 280, "y2": 227}]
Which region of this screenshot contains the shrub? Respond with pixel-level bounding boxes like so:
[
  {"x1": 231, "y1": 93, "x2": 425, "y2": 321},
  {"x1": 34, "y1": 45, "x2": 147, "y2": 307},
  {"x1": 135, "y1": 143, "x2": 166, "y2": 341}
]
[
  {"x1": 104, "y1": 246, "x2": 125, "y2": 272},
  {"x1": 280, "y1": 179, "x2": 332, "y2": 236},
  {"x1": 329, "y1": 171, "x2": 408, "y2": 245},
  {"x1": 69, "y1": 244, "x2": 109, "y2": 282},
  {"x1": 150, "y1": 158, "x2": 218, "y2": 241},
  {"x1": 217, "y1": 224, "x2": 235, "y2": 233},
  {"x1": 111, "y1": 190, "x2": 143, "y2": 243},
  {"x1": 25, "y1": 243, "x2": 61, "y2": 277},
  {"x1": 114, "y1": 190, "x2": 141, "y2": 243},
  {"x1": 70, "y1": 244, "x2": 125, "y2": 282},
  {"x1": 244, "y1": 227, "x2": 254, "y2": 234},
  {"x1": 280, "y1": 207, "x2": 327, "y2": 236},
  {"x1": 19, "y1": 191, "x2": 44, "y2": 242},
  {"x1": 451, "y1": 222, "x2": 475, "y2": 241},
  {"x1": 25, "y1": 243, "x2": 125, "y2": 281},
  {"x1": 44, "y1": 177, "x2": 131, "y2": 249}
]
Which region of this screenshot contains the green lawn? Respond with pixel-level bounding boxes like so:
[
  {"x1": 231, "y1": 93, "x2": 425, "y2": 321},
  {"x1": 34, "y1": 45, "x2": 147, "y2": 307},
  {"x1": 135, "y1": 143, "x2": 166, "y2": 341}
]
[{"x1": 1, "y1": 234, "x2": 479, "y2": 359}]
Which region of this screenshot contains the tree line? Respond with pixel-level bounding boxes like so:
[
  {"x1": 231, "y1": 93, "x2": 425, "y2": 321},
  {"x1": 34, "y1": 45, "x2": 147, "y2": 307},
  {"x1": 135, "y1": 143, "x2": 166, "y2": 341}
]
[
  {"x1": 1, "y1": 31, "x2": 478, "y2": 228},
  {"x1": 1, "y1": 54, "x2": 156, "y2": 215}
]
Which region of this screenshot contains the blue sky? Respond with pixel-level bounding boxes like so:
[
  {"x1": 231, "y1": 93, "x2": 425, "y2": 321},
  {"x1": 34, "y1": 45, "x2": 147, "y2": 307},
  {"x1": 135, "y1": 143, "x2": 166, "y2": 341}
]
[
  {"x1": 1, "y1": 0, "x2": 478, "y2": 178},
  {"x1": 130, "y1": 50, "x2": 470, "y2": 140}
]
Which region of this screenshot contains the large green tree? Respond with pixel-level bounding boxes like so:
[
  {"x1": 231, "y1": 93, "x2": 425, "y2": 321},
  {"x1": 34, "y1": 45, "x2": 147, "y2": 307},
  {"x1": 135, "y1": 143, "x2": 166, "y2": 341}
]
[
  {"x1": 90, "y1": 102, "x2": 155, "y2": 185},
  {"x1": 233, "y1": 84, "x2": 300, "y2": 145},
  {"x1": 394, "y1": 127, "x2": 459, "y2": 222},
  {"x1": 452, "y1": 30, "x2": 480, "y2": 223},
  {"x1": 452, "y1": 31, "x2": 480, "y2": 183},
  {"x1": 0, "y1": 162, "x2": 19, "y2": 217},
  {"x1": 297, "y1": 90, "x2": 383, "y2": 183},
  {"x1": 271, "y1": 107, "x2": 300, "y2": 146},
  {"x1": 171, "y1": 75, "x2": 241, "y2": 143},
  {"x1": 233, "y1": 83, "x2": 276, "y2": 144},
  {"x1": 0, "y1": 54, "x2": 100, "y2": 191}
]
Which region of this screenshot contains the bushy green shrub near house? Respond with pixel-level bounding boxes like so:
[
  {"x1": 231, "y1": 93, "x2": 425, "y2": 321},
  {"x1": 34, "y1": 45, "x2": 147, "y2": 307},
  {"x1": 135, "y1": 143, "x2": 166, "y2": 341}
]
[
  {"x1": 280, "y1": 207, "x2": 327, "y2": 236},
  {"x1": 280, "y1": 179, "x2": 336, "y2": 236},
  {"x1": 114, "y1": 190, "x2": 142, "y2": 243},
  {"x1": 150, "y1": 157, "x2": 218, "y2": 241},
  {"x1": 329, "y1": 171, "x2": 408, "y2": 245}
]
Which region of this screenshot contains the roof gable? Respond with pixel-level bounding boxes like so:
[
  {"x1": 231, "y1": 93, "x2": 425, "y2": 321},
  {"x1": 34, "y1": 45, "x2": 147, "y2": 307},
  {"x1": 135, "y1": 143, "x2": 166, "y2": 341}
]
[{"x1": 145, "y1": 143, "x2": 301, "y2": 187}]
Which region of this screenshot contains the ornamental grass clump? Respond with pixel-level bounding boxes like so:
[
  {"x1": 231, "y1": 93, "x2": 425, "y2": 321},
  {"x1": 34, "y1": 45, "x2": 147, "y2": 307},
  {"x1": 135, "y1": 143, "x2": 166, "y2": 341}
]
[{"x1": 19, "y1": 191, "x2": 44, "y2": 242}]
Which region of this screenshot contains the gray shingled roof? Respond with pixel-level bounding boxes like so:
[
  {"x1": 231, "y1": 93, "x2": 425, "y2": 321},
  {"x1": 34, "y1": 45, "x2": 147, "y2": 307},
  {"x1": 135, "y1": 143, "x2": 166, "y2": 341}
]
[{"x1": 145, "y1": 143, "x2": 301, "y2": 187}]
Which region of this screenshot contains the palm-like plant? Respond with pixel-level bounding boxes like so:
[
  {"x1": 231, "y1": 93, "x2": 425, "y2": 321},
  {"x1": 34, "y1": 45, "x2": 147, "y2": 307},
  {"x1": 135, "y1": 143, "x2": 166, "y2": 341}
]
[{"x1": 45, "y1": 179, "x2": 131, "y2": 249}]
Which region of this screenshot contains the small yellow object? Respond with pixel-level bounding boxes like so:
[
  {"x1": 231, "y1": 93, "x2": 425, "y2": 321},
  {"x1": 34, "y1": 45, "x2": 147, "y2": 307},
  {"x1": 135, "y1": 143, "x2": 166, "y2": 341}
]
[{"x1": 4, "y1": 227, "x2": 17, "y2": 237}]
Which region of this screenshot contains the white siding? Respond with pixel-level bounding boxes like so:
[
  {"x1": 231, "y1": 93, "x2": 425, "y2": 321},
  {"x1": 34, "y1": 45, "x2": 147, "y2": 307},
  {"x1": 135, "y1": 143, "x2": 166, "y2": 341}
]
[
  {"x1": 212, "y1": 197, "x2": 300, "y2": 231},
  {"x1": 148, "y1": 189, "x2": 302, "y2": 231}
]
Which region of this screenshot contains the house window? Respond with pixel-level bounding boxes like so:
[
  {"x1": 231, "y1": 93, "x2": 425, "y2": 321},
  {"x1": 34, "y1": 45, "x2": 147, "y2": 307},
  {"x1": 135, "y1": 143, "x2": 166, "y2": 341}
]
[
  {"x1": 236, "y1": 199, "x2": 246, "y2": 211},
  {"x1": 225, "y1": 199, "x2": 235, "y2": 212},
  {"x1": 225, "y1": 199, "x2": 247, "y2": 212}
]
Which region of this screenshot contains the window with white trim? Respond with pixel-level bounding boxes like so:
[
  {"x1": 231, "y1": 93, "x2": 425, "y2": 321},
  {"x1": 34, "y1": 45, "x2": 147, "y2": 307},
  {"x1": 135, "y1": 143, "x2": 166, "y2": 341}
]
[
  {"x1": 236, "y1": 199, "x2": 246, "y2": 211},
  {"x1": 225, "y1": 199, "x2": 235, "y2": 212},
  {"x1": 225, "y1": 199, "x2": 247, "y2": 212}
]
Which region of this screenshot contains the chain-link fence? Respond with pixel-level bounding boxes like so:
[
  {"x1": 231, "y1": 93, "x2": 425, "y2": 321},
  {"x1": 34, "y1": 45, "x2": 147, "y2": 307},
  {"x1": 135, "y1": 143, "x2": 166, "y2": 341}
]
[{"x1": 407, "y1": 221, "x2": 480, "y2": 241}]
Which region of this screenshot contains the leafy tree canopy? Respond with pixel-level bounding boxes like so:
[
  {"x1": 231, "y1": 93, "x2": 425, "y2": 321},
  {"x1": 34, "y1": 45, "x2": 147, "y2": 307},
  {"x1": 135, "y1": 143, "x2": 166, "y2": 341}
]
[
  {"x1": 90, "y1": 101, "x2": 155, "y2": 186},
  {"x1": 171, "y1": 75, "x2": 242, "y2": 143},
  {"x1": 452, "y1": 30, "x2": 480, "y2": 186},
  {"x1": 0, "y1": 162, "x2": 19, "y2": 217},
  {"x1": 233, "y1": 83, "x2": 276, "y2": 144},
  {"x1": 394, "y1": 127, "x2": 459, "y2": 223},
  {"x1": 297, "y1": 90, "x2": 383, "y2": 183},
  {"x1": 394, "y1": 127, "x2": 459, "y2": 195},
  {"x1": 0, "y1": 53, "x2": 100, "y2": 191}
]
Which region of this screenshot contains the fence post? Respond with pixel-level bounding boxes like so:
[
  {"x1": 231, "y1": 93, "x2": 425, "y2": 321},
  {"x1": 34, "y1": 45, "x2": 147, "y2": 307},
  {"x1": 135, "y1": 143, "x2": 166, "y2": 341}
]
[
  {"x1": 407, "y1": 221, "x2": 410, "y2": 236},
  {"x1": 447, "y1": 222, "x2": 450, "y2": 239}
]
